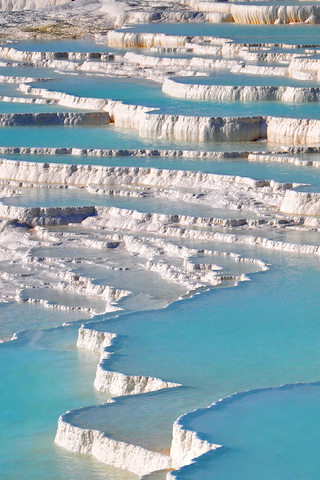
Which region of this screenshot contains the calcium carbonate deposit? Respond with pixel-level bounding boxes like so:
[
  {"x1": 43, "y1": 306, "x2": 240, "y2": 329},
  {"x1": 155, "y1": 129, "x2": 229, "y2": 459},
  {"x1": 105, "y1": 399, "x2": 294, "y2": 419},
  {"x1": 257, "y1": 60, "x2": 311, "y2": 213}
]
[{"x1": 2, "y1": 2, "x2": 320, "y2": 480}]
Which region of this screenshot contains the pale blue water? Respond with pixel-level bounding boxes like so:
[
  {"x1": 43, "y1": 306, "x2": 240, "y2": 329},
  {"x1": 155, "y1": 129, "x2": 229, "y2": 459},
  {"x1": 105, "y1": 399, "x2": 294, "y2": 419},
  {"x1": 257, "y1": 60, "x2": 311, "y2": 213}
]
[
  {"x1": 1, "y1": 26, "x2": 320, "y2": 480},
  {"x1": 175, "y1": 382, "x2": 320, "y2": 480},
  {"x1": 0, "y1": 323, "x2": 137, "y2": 480},
  {"x1": 0, "y1": 301, "x2": 89, "y2": 340}
]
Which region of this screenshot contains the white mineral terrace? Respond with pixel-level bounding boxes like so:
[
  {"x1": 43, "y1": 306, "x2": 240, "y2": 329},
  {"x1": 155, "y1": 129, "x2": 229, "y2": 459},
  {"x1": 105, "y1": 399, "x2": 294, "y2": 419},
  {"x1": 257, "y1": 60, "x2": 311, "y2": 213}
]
[
  {"x1": 77, "y1": 326, "x2": 182, "y2": 395},
  {"x1": 0, "y1": 187, "x2": 273, "y2": 319},
  {"x1": 0, "y1": 145, "x2": 251, "y2": 158},
  {"x1": 77, "y1": 325, "x2": 116, "y2": 353},
  {"x1": 53, "y1": 324, "x2": 213, "y2": 475},
  {"x1": 181, "y1": 0, "x2": 320, "y2": 24},
  {"x1": 1, "y1": 0, "x2": 320, "y2": 477},
  {"x1": 170, "y1": 417, "x2": 221, "y2": 470},
  {"x1": 0, "y1": 111, "x2": 111, "y2": 125},
  {"x1": 55, "y1": 416, "x2": 173, "y2": 476},
  {"x1": 0, "y1": 158, "x2": 290, "y2": 191},
  {"x1": 162, "y1": 78, "x2": 320, "y2": 103},
  {"x1": 12, "y1": 83, "x2": 320, "y2": 144}
]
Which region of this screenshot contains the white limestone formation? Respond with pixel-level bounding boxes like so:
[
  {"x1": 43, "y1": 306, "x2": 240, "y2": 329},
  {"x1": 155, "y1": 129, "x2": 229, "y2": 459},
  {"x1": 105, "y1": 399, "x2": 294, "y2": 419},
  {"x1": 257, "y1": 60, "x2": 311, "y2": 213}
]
[
  {"x1": 55, "y1": 416, "x2": 172, "y2": 476},
  {"x1": 231, "y1": 64, "x2": 288, "y2": 77},
  {"x1": 0, "y1": 145, "x2": 248, "y2": 159},
  {"x1": 0, "y1": 46, "x2": 114, "y2": 61},
  {"x1": 94, "y1": 365, "x2": 182, "y2": 395},
  {"x1": 2, "y1": 6, "x2": 320, "y2": 479},
  {"x1": 77, "y1": 320, "x2": 182, "y2": 395},
  {"x1": 137, "y1": 113, "x2": 266, "y2": 142},
  {"x1": 77, "y1": 326, "x2": 116, "y2": 353},
  {"x1": 18, "y1": 84, "x2": 320, "y2": 145},
  {"x1": 20, "y1": 84, "x2": 153, "y2": 129},
  {"x1": 0, "y1": 74, "x2": 50, "y2": 83},
  {"x1": 248, "y1": 153, "x2": 320, "y2": 168},
  {"x1": 124, "y1": 51, "x2": 190, "y2": 69},
  {"x1": 170, "y1": 418, "x2": 221, "y2": 470},
  {"x1": 0, "y1": 159, "x2": 283, "y2": 191},
  {"x1": 286, "y1": 58, "x2": 320, "y2": 82},
  {"x1": 182, "y1": 0, "x2": 320, "y2": 24},
  {"x1": 176, "y1": 229, "x2": 320, "y2": 255},
  {"x1": 267, "y1": 117, "x2": 320, "y2": 145},
  {"x1": 280, "y1": 190, "x2": 320, "y2": 216},
  {"x1": 237, "y1": 51, "x2": 295, "y2": 64},
  {"x1": 0, "y1": 204, "x2": 96, "y2": 226},
  {"x1": 145, "y1": 259, "x2": 223, "y2": 290},
  {"x1": 1, "y1": 0, "x2": 320, "y2": 42},
  {"x1": 116, "y1": 7, "x2": 229, "y2": 27},
  {"x1": 162, "y1": 79, "x2": 320, "y2": 103},
  {"x1": 56, "y1": 277, "x2": 129, "y2": 305},
  {"x1": 106, "y1": 31, "x2": 191, "y2": 49},
  {"x1": 17, "y1": 85, "x2": 318, "y2": 145},
  {"x1": 230, "y1": 4, "x2": 320, "y2": 24},
  {"x1": 0, "y1": 0, "x2": 70, "y2": 11},
  {"x1": 0, "y1": 95, "x2": 56, "y2": 105},
  {"x1": 122, "y1": 51, "x2": 256, "y2": 78},
  {"x1": 0, "y1": 112, "x2": 110, "y2": 126}
]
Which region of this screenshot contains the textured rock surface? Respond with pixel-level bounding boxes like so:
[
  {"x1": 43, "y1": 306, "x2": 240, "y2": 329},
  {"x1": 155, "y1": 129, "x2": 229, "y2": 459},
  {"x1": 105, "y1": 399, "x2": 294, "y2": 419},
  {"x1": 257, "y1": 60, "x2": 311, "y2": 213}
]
[
  {"x1": 163, "y1": 79, "x2": 320, "y2": 103},
  {"x1": 0, "y1": 204, "x2": 96, "y2": 226},
  {"x1": 94, "y1": 365, "x2": 182, "y2": 395},
  {"x1": 267, "y1": 117, "x2": 320, "y2": 145},
  {"x1": 170, "y1": 417, "x2": 220, "y2": 469},
  {"x1": 0, "y1": 112, "x2": 110, "y2": 126},
  {"x1": 281, "y1": 190, "x2": 320, "y2": 216},
  {"x1": 77, "y1": 326, "x2": 116, "y2": 353},
  {"x1": 55, "y1": 417, "x2": 172, "y2": 476}
]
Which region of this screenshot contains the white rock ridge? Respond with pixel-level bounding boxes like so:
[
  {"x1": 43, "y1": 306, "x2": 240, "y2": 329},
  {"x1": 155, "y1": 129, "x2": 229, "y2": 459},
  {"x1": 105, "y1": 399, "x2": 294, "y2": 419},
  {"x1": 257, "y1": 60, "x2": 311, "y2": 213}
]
[
  {"x1": 77, "y1": 325, "x2": 116, "y2": 353},
  {"x1": 0, "y1": 112, "x2": 110, "y2": 126},
  {"x1": 94, "y1": 365, "x2": 182, "y2": 395},
  {"x1": 0, "y1": 145, "x2": 249, "y2": 159},
  {"x1": 170, "y1": 417, "x2": 221, "y2": 470},
  {"x1": 280, "y1": 190, "x2": 320, "y2": 216},
  {"x1": 58, "y1": 324, "x2": 181, "y2": 473},
  {"x1": 0, "y1": 158, "x2": 282, "y2": 191},
  {"x1": 182, "y1": 0, "x2": 320, "y2": 24},
  {"x1": 162, "y1": 79, "x2": 320, "y2": 103},
  {"x1": 77, "y1": 324, "x2": 182, "y2": 395},
  {"x1": 55, "y1": 416, "x2": 172, "y2": 476},
  {"x1": 0, "y1": 0, "x2": 70, "y2": 11},
  {"x1": 0, "y1": 204, "x2": 96, "y2": 226},
  {"x1": 19, "y1": 83, "x2": 320, "y2": 145},
  {"x1": 267, "y1": 117, "x2": 320, "y2": 145}
]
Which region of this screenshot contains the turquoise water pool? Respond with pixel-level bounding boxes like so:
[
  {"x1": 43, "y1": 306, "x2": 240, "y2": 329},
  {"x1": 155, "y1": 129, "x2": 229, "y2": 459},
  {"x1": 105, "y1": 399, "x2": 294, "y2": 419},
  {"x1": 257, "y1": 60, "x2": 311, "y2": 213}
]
[{"x1": 176, "y1": 382, "x2": 320, "y2": 480}]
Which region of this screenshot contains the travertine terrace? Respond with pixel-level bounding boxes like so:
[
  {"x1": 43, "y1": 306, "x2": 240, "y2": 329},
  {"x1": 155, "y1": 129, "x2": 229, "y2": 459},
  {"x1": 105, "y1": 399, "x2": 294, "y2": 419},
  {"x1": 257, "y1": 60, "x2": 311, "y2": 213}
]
[{"x1": 1, "y1": 0, "x2": 320, "y2": 478}]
